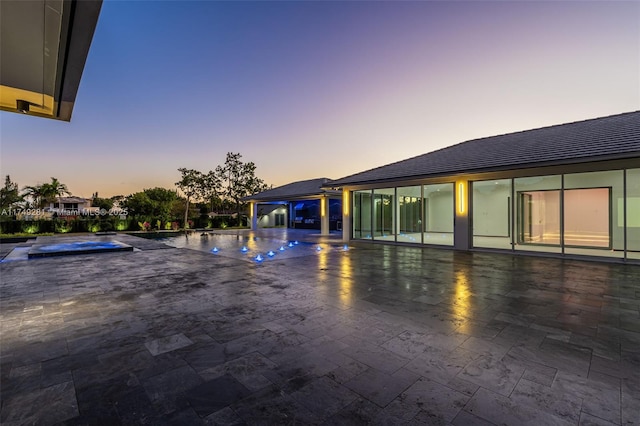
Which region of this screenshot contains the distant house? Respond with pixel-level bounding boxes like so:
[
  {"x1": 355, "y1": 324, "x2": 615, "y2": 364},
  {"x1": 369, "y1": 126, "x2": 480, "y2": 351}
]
[
  {"x1": 48, "y1": 197, "x2": 97, "y2": 217},
  {"x1": 326, "y1": 111, "x2": 640, "y2": 263}
]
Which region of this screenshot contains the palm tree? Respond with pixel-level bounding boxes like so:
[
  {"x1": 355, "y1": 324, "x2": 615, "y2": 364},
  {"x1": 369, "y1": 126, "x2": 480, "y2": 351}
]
[
  {"x1": 43, "y1": 177, "x2": 70, "y2": 207},
  {"x1": 22, "y1": 185, "x2": 44, "y2": 208}
]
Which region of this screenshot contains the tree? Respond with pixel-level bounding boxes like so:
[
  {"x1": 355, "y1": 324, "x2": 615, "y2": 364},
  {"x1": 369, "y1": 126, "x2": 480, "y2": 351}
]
[
  {"x1": 198, "y1": 170, "x2": 223, "y2": 213},
  {"x1": 143, "y1": 187, "x2": 178, "y2": 223},
  {"x1": 42, "y1": 177, "x2": 69, "y2": 206},
  {"x1": 122, "y1": 192, "x2": 154, "y2": 218},
  {"x1": 22, "y1": 185, "x2": 45, "y2": 208},
  {"x1": 218, "y1": 153, "x2": 269, "y2": 226},
  {"x1": 176, "y1": 168, "x2": 203, "y2": 229},
  {"x1": 0, "y1": 175, "x2": 23, "y2": 211}
]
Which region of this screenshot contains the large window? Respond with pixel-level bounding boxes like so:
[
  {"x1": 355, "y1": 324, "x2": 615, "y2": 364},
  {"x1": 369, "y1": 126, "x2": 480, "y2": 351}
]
[
  {"x1": 626, "y1": 168, "x2": 640, "y2": 260},
  {"x1": 353, "y1": 190, "x2": 372, "y2": 239},
  {"x1": 373, "y1": 188, "x2": 395, "y2": 241},
  {"x1": 472, "y1": 179, "x2": 511, "y2": 249},
  {"x1": 397, "y1": 186, "x2": 422, "y2": 244},
  {"x1": 423, "y1": 183, "x2": 454, "y2": 246},
  {"x1": 514, "y1": 175, "x2": 561, "y2": 253},
  {"x1": 564, "y1": 171, "x2": 623, "y2": 258}
]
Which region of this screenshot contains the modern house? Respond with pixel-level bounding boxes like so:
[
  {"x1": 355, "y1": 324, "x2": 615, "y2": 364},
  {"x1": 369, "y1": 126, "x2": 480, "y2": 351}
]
[
  {"x1": 243, "y1": 178, "x2": 342, "y2": 235},
  {"x1": 327, "y1": 111, "x2": 640, "y2": 262}
]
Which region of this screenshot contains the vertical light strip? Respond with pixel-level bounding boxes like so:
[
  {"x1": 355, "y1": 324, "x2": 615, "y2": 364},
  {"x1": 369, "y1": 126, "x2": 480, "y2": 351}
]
[
  {"x1": 343, "y1": 190, "x2": 349, "y2": 215},
  {"x1": 321, "y1": 197, "x2": 326, "y2": 217},
  {"x1": 458, "y1": 182, "x2": 466, "y2": 214}
]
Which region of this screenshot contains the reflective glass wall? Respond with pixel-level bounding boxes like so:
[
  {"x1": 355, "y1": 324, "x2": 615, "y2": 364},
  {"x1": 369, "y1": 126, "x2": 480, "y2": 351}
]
[
  {"x1": 397, "y1": 186, "x2": 422, "y2": 244},
  {"x1": 351, "y1": 183, "x2": 454, "y2": 246},
  {"x1": 472, "y1": 179, "x2": 512, "y2": 249},
  {"x1": 471, "y1": 168, "x2": 636, "y2": 260},
  {"x1": 564, "y1": 170, "x2": 623, "y2": 258},
  {"x1": 373, "y1": 188, "x2": 395, "y2": 240},
  {"x1": 514, "y1": 175, "x2": 562, "y2": 253},
  {"x1": 628, "y1": 169, "x2": 640, "y2": 260},
  {"x1": 423, "y1": 183, "x2": 454, "y2": 246},
  {"x1": 353, "y1": 190, "x2": 372, "y2": 239}
]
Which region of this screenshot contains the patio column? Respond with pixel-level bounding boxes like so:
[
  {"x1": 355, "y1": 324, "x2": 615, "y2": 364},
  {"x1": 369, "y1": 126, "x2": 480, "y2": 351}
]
[
  {"x1": 342, "y1": 190, "x2": 351, "y2": 243},
  {"x1": 250, "y1": 202, "x2": 258, "y2": 230},
  {"x1": 454, "y1": 179, "x2": 470, "y2": 250},
  {"x1": 320, "y1": 196, "x2": 329, "y2": 235}
]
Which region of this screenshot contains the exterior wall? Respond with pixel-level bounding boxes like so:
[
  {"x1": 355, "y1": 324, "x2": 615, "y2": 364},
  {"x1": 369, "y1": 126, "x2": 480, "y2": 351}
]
[
  {"x1": 345, "y1": 160, "x2": 640, "y2": 262},
  {"x1": 256, "y1": 204, "x2": 287, "y2": 228}
]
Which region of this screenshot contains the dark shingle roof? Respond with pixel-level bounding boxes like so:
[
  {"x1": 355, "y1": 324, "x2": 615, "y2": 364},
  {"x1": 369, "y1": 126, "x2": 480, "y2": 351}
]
[
  {"x1": 243, "y1": 178, "x2": 340, "y2": 202},
  {"x1": 328, "y1": 111, "x2": 640, "y2": 187}
]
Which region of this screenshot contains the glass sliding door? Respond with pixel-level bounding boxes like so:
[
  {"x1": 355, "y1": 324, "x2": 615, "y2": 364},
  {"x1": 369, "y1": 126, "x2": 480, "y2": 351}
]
[
  {"x1": 472, "y1": 179, "x2": 512, "y2": 249},
  {"x1": 514, "y1": 175, "x2": 561, "y2": 253},
  {"x1": 353, "y1": 190, "x2": 372, "y2": 239},
  {"x1": 627, "y1": 168, "x2": 640, "y2": 260},
  {"x1": 373, "y1": 188, "x2": 395, "y2": 241},
  {"x1": 423, "y1": 183, "x2": 454, "y2": 246},
  {"x1": 564, "y1": 170, "x2": 623, "y2": 258},
  {"x1": 397, "y1": 186, "x2": 422, "y2": 244}
]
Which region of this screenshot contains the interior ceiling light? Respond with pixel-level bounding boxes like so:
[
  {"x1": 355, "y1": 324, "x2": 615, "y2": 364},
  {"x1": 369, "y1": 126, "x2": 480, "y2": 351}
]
[{"x1": 16, "y1": 100, "x2": 30, "y2": 113}]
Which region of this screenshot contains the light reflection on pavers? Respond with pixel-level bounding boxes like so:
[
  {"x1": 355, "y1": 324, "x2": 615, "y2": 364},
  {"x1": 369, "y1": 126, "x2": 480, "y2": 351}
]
[{"x1": 0, "y1": 231, "x2": 639, "y2": 425}]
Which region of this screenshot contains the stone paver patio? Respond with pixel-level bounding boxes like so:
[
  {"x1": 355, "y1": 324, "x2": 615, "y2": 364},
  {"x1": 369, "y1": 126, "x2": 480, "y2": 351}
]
[{"x1": 1, "y1": 231, "x2": 639, "y2": 425}]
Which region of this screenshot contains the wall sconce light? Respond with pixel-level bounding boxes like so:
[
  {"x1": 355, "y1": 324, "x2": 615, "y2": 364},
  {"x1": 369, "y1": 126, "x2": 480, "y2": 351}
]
[
  {"x1": 343, "y1": 190, "x2": 349, "y2": 215},
  {"x1": 16, "y1": 100, "x2": 30, "y2": 113},
  {"x1": 457, "y1": 182, "x2": 466, "y2": 214}
]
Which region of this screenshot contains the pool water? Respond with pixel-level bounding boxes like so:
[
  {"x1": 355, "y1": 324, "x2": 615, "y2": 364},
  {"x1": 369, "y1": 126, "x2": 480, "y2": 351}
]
[
  {"x1": 28, "y1": 240, "x2": 133, "y2": 258},
  {"x1": 157, "y1": 233, "x2": 343, "y2": 262}
]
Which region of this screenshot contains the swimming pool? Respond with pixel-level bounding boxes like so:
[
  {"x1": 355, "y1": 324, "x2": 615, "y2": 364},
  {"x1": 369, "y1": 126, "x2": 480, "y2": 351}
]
[
  {"x1": 156, "y1": 233, "x2": 347, "y2": 262},
  {"x1": 28, "y1": 240, "x2": 134, "y2": 258}
]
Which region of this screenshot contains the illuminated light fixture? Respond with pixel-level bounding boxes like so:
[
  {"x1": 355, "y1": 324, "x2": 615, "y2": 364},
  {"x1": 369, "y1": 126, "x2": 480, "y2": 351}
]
[
  {"x1": 279, "y1": 246, "x2": 286, "y2": 251},
  {"x1": 211, "y1": 247, "x2": 219, "y2": 253},
  {"x1": 16, "y1": 100, "x2": 30, "y2": 113},
  {"x1": 294, "y1": 241, "x2": 299, "y2": 245},
  {"x1": 457, "y1": 182, "x2": 466, "y2": 214},
  {"x1": 316, "y1": 246, "x2": 322, "y2": 251},
  {"x1": 249, "y1": 202, "x2": 253, "y2": 216},
  {"x1": 343, "y1": 244, "x2": 349, "y2": 251},
  {"x1": 241, "y1": 246, "x2": 248, "y2": 252},
  {"x1": 255, "y1": 254, "x2": 264, "y2": 262},
  {"x1": 321, "y1": 198, "x2": 326, "y2": 217},
  {"x1": 343, "y1": 191, "x2": 349, "y2": 215},
  {"x1": 267, "y1": 250, "x2": 275, "y2": 257},
  {"x1": 288, "y1": 242, "x2": 294, "y2": 247}
]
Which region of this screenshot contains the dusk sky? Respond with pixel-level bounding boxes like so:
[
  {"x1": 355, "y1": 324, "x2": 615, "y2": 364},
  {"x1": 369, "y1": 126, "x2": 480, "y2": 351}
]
[{"x1": 1, "y1": 1, "x2": 638, "y2": 198}]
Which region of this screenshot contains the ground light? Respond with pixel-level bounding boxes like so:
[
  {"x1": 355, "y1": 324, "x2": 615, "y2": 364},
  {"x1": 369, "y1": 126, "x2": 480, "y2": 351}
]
[
  {"x1": 343, "y1": 244, "x2": 349, "y2": 251},
  {"x1": 254, "y1": 254, "x2": 264, "y2": 262},
  {"x1": 288, "y1": 242, "x2": 294, "y2": 247},
  {"x1": 241, "y1": 246, "x2": 248, "y2": 252},
  {"x1": 316, "y1": 246, "x2": 322, "y2": 251},
  {"x1": 279, "y1": 246, "x2": 286, "y2": 251},
  {"x1": 211, "y1": 247, "x2": 219, "y2": 253},
  {"x1": 267, "y1": 251, "x2": 275, "y2": 257}
]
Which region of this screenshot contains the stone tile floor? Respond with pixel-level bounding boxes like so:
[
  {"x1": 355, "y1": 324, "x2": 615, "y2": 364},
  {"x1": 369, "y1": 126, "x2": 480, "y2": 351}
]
[{"x1": 0, "y1": 231, "x2": 639, "y2": 425}]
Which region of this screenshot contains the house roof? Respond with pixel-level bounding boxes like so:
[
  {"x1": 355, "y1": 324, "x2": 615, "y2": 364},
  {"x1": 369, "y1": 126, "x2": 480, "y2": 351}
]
[
  {"x1": 56, "y1": 196, "x2": 88, "y2": 204},
  {"x1": 328, "y1": 111, "x2": 640, "y2": 187},
  {"x1": 242, "y1": 178, "x2": 341, "y2": 202}
]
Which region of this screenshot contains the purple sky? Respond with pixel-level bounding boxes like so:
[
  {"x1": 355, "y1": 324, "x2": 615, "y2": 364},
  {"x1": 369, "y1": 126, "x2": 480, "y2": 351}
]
[{"x1": 1, "y1": 1, "x2": 638, "y2": 198}]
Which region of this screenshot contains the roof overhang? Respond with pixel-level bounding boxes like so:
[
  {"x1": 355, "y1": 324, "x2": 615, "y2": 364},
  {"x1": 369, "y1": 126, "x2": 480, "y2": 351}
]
[{"x1": 0, "y1": 0, "x2": 102, "y2": 121}]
